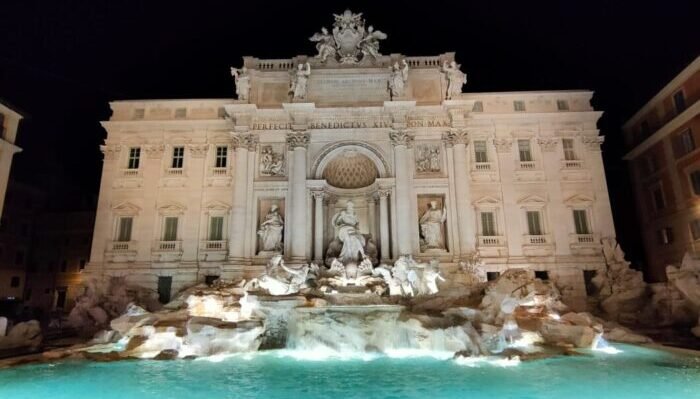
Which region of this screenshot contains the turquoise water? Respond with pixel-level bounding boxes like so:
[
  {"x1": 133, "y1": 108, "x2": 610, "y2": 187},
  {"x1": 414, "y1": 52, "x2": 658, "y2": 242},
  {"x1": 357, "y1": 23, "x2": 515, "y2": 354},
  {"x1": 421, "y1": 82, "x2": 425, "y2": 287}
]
[{"x1": 0, "y1": 345, "x2": 699, "y2": 399}]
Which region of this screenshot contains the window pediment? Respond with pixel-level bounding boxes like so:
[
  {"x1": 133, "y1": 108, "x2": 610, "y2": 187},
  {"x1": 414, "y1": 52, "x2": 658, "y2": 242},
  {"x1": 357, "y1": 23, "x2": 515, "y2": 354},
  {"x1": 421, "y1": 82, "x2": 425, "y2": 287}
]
[
  {"x1": 564, "y1": 194, "x2": 595, "y2": 206},
  {"x1": 112, "y1": 201, "x2": 141, "y2": 215},
  {"x1": 517, "y1": 194, "x2": 547, "y2": 207},
  {"x1": 473, "y1": 195, "x2": 502, "y2": 207},
  {"x1": 158, "y1": 201, "x2": 186, "y2": 215},
  {"x1": 204, "y1": 200, "x2": 231, "y2": 213}
]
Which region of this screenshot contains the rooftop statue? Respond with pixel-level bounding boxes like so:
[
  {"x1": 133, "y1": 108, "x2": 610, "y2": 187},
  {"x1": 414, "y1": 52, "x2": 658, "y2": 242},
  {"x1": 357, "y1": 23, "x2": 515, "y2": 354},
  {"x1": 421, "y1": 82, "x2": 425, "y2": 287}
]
[
  {"x1": 289, "y1": 62, "x2": 311, "y2": 100},
  {"x1": 388, "y1": 60, "x2": 409, "y2": 100},
  {"x1": 230, "y1": 66, "x2": 251, "y2": 102},
  {"x1": 441, "y1": 61, "x2": 467, "y2": 100},
  {"x1": 309, "y1": 9, "x2": 387, "y2": 64}
]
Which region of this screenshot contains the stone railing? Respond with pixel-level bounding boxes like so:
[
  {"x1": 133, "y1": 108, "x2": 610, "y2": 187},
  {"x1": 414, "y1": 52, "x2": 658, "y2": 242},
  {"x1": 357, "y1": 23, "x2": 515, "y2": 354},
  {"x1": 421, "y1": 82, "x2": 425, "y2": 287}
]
[
  {"x1": 200, "y1": 240, "x2": 228, "y2": 251},
  {"x1": 524, "y1": 234, "x2": 551, "y2": 245},
  {"x1": 155, "y1": 240, "x2": 182, "y2": 252},
  {"x1": 473, "y1": 162, "x2": 493, "y2": 171},
  {"x1": 561, "y1": 160, "x2": 584, "y2": 169},
  {"x1": 570, "y1": 233, "x2": 597, "y2": 244},
  {"x1": 404, "y1": 56, "x2": 443, "y2": 68},
  {"x1": 120, "y1": 168, "x2": 141, "y2": 178},
  {"x1": 210, "y1": 167, "x2": 229, "y2": 176},
  {"x1": 248, "y1": 59, "x2": 296, "y2": 71},
  {"x1": 108, "y1": 241, "x2": 136, "y2": 252},
  {"x1": 517, "y1": 161, "x2": 537, "y2": 170},
  {"x1": 165, "y1": 168, "x2": 184, "y2": 176},
  {"x1": 477, "y1": 235, "x2": 506, "y2": 246}
]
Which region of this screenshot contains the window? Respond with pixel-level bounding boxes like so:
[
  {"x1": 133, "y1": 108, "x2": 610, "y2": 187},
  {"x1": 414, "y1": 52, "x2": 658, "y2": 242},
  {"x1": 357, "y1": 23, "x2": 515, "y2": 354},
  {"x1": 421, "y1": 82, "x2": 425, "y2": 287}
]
[
  {"x1": 514, "y1": 100, "x2": 526, "y2": 111},
  {"x1": 573, "y1": 210, "x2": 590, "y2": 234},
  {"x1": 215, "y1": 146, "x2": 228, "y2": 168},
  {"x1": 174, "y1": 108, "x2": 187, "y2": 119},
  {"x1": 690, "y1": 219, "x2": 700, "y2": 241},
  {"x1": 117, "y1": 217, "x2": 133, "y2": 242},
  {"x1": 133, "y1": 108, "x2": 145, "y2": 119},
  {"x1": 526, "y1": 210, "x2": 543, "y2": 235},
  {"x1": 474, "y1": 140, "x2": 488, "y2": 163},
  {"x1": 535, "y1": 270, "x2": 549, "y2": 280},
  {"x1": 518, "y1": 140, "x2": 532, "y2": 162},
  {"x1": 658, "y1": 227, "x2": 674, "y2": 245},
  {"x1": 674, "y1": 129, "x2": 695, "y2": 157},
  {"x1": 127, "y1": 147, "x2": 141, "y2": 169},
  {"x1": 480, "y1": 212, "x2": 496, "y2": 236},
  {"x1": 556, "y1": 100, "x2": 569, "y2": 111},
  {"x1": 472, "y1": 101, "x2": 483, "y2": 112},
  {"x1": 10, "y1": 276, "x2": 20, "y2": 288},
  {"x1": 562, "y1": 138, "x2": 576, "y2": 160},
  {"x1": 209, "y1": 216, "x2": 224, "y2": 241},
  {"x1": 673, "y1": 90, "x2": 686, "y2": 114},
  {"x1": 652, "y1": 187, "x2": 666, "y2": 210},
  {"x1": 171, "y1": 146, "x2": 185, "y2": 169},
  {"x1": 15, "y1": 251, "x2": 24, "y2": 265},
  {"x1": 486, "y1": 272, "x2": 500, "y2": 281},
  {"x1": 690, "y1": 170, "x2": 700, "y2": 195},
  {"x1": 163, "y1": 217, "x2": 178, "y2": 241}
]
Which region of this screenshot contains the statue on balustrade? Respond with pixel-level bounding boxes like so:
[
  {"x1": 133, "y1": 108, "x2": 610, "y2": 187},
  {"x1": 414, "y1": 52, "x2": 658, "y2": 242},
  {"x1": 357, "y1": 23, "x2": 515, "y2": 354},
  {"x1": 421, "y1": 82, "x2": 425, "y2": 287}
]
[
  {"x1": 257, "y1": 204, "x2": 284, "y2": 253},
  {"x1": 387, "y1": 60, "x2": 409, "y2": 99},
  {"x1": 290, "y1": 62, "x2": 311, "y2": 100},
  {"x1": 441, "y1": 61, "x2": 467, "y2": 100},
  {"x1": 419, "y1": 201, "x2": 447, "y2": 251},
  {"x1": 230, "y1": 66, "x2": 250, "y2": 101}
]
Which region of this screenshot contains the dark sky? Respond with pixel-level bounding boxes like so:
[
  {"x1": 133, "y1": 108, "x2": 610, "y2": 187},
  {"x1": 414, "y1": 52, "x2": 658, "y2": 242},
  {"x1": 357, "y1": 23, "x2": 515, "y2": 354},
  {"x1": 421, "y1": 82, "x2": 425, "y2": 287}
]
[{"x1": 0, "y1": 0, "x2": 698, "y2": 265}]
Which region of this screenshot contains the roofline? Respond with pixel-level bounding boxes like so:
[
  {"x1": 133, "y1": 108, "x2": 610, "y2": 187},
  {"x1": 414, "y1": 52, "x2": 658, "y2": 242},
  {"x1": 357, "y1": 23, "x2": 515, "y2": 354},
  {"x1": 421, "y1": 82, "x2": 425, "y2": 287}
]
[{"x1": 623, "y1": 56, "x2": 700, "y2": 130}]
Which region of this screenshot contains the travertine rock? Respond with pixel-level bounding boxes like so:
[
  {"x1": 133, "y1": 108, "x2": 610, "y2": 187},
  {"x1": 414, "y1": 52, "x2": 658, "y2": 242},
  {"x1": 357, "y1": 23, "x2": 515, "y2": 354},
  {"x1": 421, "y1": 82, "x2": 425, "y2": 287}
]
[{"x1": 0, "y1": 320, "x2": 42, "y2": 350}]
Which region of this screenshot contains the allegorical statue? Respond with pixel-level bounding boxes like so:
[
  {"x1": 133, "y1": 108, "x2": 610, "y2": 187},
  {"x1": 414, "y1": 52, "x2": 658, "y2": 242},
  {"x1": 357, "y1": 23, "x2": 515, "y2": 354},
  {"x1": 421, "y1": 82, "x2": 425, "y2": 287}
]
[
  {"x1": 388, "y1": 60, "x2": 409, "y2": 100},
  {"x1": 419, "y1": 201, "x2": 447, "y2": 250},
  {"x1": 290, "y1": 62, "x2": 311, "y2": 100},
  {"x1": 258, "y1": 204, "x2": 284, "y2": 252},
  {"x1": 358, "y1": 25, "x2": 387, "y2": 61},
  {"x1": 331, "y1": 201, "x2": 366, "y2": 263},
  {"x1": 230, "y1": 66, "x2": 251, "y2": 101},
  {"x1": 441, "y1": 61, "x2": 467, "y2": 100},
  {"x1": 309, "y1": 27, "x2": 336, "y2": 63},
  {"x1": 260, "y1": 146, "x2": 284, "y2": 176}
]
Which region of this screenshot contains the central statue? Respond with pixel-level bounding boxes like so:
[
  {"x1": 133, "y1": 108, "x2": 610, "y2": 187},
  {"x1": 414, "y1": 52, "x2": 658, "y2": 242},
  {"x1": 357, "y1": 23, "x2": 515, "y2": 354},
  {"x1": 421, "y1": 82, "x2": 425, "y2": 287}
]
[{"x1": 331, "y1": 201, "x2": 366, "y2": 263}]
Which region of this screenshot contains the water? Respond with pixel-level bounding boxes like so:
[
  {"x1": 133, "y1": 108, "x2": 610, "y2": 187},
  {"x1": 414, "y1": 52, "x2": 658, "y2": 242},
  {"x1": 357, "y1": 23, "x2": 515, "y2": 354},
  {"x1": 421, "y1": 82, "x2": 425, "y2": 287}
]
[{"x1": 1, "y1": 345, "x2": 699, "y2": 399}]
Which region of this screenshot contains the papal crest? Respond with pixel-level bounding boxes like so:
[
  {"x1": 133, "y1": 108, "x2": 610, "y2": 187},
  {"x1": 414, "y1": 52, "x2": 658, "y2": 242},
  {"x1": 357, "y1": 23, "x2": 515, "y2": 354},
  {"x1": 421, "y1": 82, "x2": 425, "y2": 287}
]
[{"x1": 309, "y1": 9, "x2": 387, "y2": 64}]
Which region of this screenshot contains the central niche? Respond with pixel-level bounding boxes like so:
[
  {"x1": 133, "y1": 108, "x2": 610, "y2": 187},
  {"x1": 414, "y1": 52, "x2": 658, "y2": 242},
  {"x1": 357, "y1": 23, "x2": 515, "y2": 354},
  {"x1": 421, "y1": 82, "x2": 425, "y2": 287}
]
[{"x1": 322, "y1": 150, "x2": 378, "y2": 189}]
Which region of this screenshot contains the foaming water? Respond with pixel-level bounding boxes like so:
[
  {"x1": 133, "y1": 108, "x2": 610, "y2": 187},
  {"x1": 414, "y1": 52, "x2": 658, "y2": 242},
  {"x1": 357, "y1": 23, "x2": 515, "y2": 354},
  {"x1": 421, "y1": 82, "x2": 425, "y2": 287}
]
[{"x1": 2, "y1": 345, "x2": 698, "y2": 399}]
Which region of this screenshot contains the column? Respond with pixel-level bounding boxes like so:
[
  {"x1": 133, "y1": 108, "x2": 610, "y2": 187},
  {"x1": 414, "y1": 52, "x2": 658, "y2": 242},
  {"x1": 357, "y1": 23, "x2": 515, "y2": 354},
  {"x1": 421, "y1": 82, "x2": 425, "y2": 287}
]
[
  {"x1": 538, "y1": 137, "x2": 569, "y2": 254},
  {"x1": 367, "y1": 195, "x2": 377, "y2": 242},
  {"x1": 287, "y1": 131, "x2": 310, "y2": 261},
  {"x1": 229, "y1": 134, "x2": 252, "y2": 261},
  {"x1": 312, "y1": 190, "x2": 325, "y2": 263},
  {"x1": 378, "y1": 189, "x2": 391, "y2": 262},
  {"x1": 390, "y1": 130, "x2": 414, "y2": 256},
  {"x1": 445, "y1": 129, "x2": 475, "y2": 256}
]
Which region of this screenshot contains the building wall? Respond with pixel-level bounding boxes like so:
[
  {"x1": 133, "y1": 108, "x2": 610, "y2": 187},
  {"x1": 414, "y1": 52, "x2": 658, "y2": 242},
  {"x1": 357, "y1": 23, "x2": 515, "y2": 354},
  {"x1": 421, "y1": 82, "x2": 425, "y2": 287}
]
[
  {"x1": 0, "y1": 103, "x2": 23, "y2": 221},
  {"x1": 623, "y1": 57, "x2": 700, "y2": 281}
]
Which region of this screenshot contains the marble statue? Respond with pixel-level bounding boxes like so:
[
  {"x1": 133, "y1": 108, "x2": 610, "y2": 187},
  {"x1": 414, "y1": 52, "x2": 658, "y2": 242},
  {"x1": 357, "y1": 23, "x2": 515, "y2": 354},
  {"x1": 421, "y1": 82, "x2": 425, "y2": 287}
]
[
  {"x1": 388, "y1": 60, "x2": 409, "y2": 99},
  {"x1": 250, "y1": 255, "x2": 313, "y2": 295},
  {"x1": 419, "y1": 201, "x2": 447, "y2": 250},
  {"x1": 422, "y1": 259, "x2": 445, "y2": 295},
  {"x1": 260, "y1": 146, "x2": 285, "y2": 176},
  {"x1": 230, "y1": 66, "x2": 251, "y2": 101},
  {"x1": 290, "y1": 62, "x2": 311, "y2": 100},
  {"x1": 441, "y1": 61, "x2": 467, "y2": 100},
  {"x1": 258, "y1": 204, "x2": 284, "y2": 252},
  {"x1": 309, "y1": 27, "x2": 336, "y2": 63},
  {"x1": 310, "y1": 9, "x2": 387, "y2": 64},
  {"x1": 331, "y1": 201, "x2": 366, "y2": 263},
  {"x1": 416, "y1": 145, "x2": 441, "y2": 173}
]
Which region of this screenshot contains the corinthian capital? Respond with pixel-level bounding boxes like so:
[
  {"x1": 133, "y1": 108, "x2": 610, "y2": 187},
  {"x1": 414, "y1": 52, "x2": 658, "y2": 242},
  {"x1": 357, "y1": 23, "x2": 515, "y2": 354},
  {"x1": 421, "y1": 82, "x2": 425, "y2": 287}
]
[
  {"x1": 389, "y1": 130, "x2": 414, "y2": 147},
  {"x1": 441, "y1": 129, "x2": 469, "y2": 147},
  {"x1": 231, "y1": 133, "x2": 258, "y2": 151},
  {"x1": 286, "y1": 131, "x2": 310, "y2": 149}
]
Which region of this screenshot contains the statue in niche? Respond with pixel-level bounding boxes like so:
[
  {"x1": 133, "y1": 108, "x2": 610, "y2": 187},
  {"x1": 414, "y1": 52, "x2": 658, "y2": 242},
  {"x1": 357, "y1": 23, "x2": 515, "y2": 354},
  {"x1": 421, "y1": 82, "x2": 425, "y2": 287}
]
[
  {"x1": 257, "y1": 204, "x2": 284, "y2": 253},
  {"x1": 230, "y1": 66, "x2": 250, "y2": 101},
  {"x1": 419, "y1": 201, "x2": 447, "y2": 251},
  {"x1": 331, "y1": 201, "x2": 366, "y2": 263},
  {"x1": 416, "y1": 145, "x2": 441, "y2": 173},
  {"x1": 441, "y1": 61, "x2": 467, "y2": 100},
  {"x1": 260, "y1": 146, "x2": 285, "y2": 176},
  {"x1": 290, "y1": 62, "x2": 311, "y2": 100},
  {"x1": 387, "y1": 60, "x2": 409, "y2": 100},
  {"x1": 309, "y1": 27, "x2": 336, "y2": 63}
]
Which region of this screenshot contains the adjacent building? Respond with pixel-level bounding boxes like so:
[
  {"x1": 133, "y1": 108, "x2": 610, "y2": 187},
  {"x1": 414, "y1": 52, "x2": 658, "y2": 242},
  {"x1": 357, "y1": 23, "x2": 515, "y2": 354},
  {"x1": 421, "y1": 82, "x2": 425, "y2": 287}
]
[
  {"x1": 85, "y1": 11, "x2": 616, "y2": 310},
  {"x1": 0, "y1": 101, "x2": 23, "y2": 222},
  {"x1": 622, "y1": 56, "x2": 700, "y2": 282}
]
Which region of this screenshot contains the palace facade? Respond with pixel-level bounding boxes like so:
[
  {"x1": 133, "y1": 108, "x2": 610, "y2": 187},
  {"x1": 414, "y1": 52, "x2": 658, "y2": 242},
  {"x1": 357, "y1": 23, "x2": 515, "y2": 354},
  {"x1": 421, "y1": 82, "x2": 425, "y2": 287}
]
[{"x1": 85, "y1": 11, "x2": 614, "y2": 310}]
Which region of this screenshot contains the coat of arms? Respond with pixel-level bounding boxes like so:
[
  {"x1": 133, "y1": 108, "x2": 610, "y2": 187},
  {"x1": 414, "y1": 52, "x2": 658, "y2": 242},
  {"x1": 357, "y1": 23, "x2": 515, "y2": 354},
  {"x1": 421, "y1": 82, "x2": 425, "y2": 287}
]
[{"x1": 309, "y1": 9, "x2": 387, "y2": 64}]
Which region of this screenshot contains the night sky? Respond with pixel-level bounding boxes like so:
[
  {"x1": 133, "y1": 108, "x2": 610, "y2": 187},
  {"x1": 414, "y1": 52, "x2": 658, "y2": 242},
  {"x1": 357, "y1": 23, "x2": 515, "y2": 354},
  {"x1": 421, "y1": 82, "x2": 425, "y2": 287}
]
[{"x1": 0, "y1": 0, "x2": 698, "y2": 268}]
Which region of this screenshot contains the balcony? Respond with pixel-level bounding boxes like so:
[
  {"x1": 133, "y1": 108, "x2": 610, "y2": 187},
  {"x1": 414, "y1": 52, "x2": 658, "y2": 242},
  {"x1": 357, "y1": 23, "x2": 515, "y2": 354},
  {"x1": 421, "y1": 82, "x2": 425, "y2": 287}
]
[
  {"x1": 104, "y1": 241, "x2": 137, "y2": 262},
  {"x1": 199, "y1": 240, "x2": 228, "y2": 261},
  {"x1": 518, "y1": 161, "x2": 537, "y2": 170},
  {"x1": 152, "y1": 240, "x2": 183, "y2": 262},
  {"x1": 120, "y1": 168, "x2": 141, "y2": 178},
  {"x1": 569, "y1": 233, "x2": 601, "y2": 255},
  {"x1": 561, "y1": 159, "x2": 584, "y2": 169},
  {"x1": 514, "y1": 161, "x2": 545, "y2": 182},
  {"x1": 522, "y1": 234, "x2": 555, "y2": 256},
  {"x1": 165, "y1": 168, "x2": 184, "y2": 176},
  {"x1": 477, "y1": 235, "x2": 507, "y2": 257},
  {"x1": 210, "y1": 167, "x2": 229, "y2": 176},
  {"x1": 474, "y1": 162, "x2": 493, "y2": 171},
  {"x1": 471, "y1": 162, "x2": 498, "y2": 182}
]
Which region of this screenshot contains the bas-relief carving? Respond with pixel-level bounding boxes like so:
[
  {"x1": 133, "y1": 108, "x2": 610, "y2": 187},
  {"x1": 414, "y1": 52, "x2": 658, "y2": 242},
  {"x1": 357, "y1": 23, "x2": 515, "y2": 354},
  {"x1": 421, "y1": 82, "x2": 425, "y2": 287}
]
[
  {"x1": 441, "y1": 61, "x2": 467, "y2": 100},
  {"x1": 309, "y1": 9, "x2": 387, "y2": 64},
  {"x1": 259, "y1": 145, "x2": 286, "y2": 177},
  {"x1": 419, "y1": 197, "x2": 447, "y2": 252},
  {"x1": 230, "y1": 66, "x2": 251, "y2": 101},
  {"x1": 257, "y1": 200, "x2": 285, "y2": 254},
  {"x1": 415, "y1": 144, "x2": 441, "y2": 174}
]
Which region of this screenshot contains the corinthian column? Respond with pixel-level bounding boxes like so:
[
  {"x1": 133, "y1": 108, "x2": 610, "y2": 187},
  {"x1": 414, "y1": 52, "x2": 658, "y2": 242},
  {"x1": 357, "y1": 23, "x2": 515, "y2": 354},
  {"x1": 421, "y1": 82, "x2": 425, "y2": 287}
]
[
  {"x1": 311, "y1": 190, "x2": 325, "y2": 263},
  {"x1": 287, "y1": 131, "x2": 310, "y2": 261},
  {"x1": 389, "y1": 130, "x2": 414, "y2": 257},
  {"x1": 377, "y1": 189, "x2": 391, "y2": 262},
  {"x1": 229, "y1": 133, "x2": 257, "y2": 261},
  {"x1": 443, "y1": 129, "x2": 475, "y2": 256}
]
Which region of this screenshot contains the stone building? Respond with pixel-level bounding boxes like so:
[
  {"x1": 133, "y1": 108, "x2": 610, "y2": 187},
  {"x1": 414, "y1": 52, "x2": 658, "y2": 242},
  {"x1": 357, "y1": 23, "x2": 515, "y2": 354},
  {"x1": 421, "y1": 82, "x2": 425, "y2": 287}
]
[
  {"x1": 85, "y1": 11, "x2": 615, "y2": 309},
  {"x1": 623, "y1": 56, "x2": 700, "y2": 281},
  {"x1": 0, "y1": 101, "x2": 23, "y2": 222}
]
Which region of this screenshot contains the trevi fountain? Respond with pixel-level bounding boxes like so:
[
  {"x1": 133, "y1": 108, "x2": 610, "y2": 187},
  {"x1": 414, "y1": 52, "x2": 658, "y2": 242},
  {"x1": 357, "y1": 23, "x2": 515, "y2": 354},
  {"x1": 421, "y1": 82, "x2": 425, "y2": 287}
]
[{"x1": 1, "y1": 9, "x2": 700, "y2": 399}]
